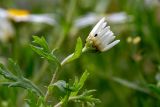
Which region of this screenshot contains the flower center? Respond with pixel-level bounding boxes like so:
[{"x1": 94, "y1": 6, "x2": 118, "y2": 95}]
[{"x1": 7, "y1": 9, "x2": 30, "y2": 17}]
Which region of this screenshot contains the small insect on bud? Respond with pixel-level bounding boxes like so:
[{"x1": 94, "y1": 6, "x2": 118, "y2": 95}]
[{"x1": 86, "y1": 17, "x2": 120, "y2": 52}]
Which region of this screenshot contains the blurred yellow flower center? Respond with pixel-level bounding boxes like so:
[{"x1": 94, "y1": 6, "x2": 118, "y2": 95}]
[{"x1": 7, "y1": 9, "x2": 29, "y2": 17}]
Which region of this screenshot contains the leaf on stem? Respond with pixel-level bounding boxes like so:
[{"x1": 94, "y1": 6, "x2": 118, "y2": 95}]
[
  {"x1": 63, "y1": 37, "x2": 83, "y2": 64},
  {"x1": 8, "y1": 58, "x2": 23, "y2": 78},
  {"x1": 71, "y1": 70, "x2": 89, "y2": 96},
  {"x1": 52, "y1": 80, "x2": 67, "y2": 92},
  {"x1": 53, "y1": 70, "x2": 100, "y2": 107},
  {"x1": 0, "y1": 59, "x2": 43, "y2": 96},
  {"x1": 75, "y1": 89, "x2": 101, "y2": 105},
  {"x1": 30, "y1": 36, "x2": 60, "y2": 67}
]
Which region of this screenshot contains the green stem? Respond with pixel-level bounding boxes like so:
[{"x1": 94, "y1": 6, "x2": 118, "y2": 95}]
[
  {"x1": 44, "y1": 67, "x2": 59, "y2": 101},
  {"x1": 61, "y1": 46, "x2": 88, "y2": 66},
  {"x1": 44, "y1": 46, "x2": 88, "y2": 102}
]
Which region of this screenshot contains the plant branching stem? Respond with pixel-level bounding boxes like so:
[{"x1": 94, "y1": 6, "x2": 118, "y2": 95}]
[{"x1": 44, "y1": 47, "x2": 87, "y2": 102}]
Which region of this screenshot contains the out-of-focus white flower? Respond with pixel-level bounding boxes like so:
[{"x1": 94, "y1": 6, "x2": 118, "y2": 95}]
[
  {"x1": 0, "y1": 9, "x2": 8, "y2": 18},
  {"x1": 7, "y1": 9, "x2": 30, "y2": 22},
  {"x1": 0, "y1": 8, "x2": 56, "y2": 26},
  {"x1": 86, "y1": 17, "x2": 120, "y2": 52},
  {"x1": 144, "y1": 0, "x2": 160, "y2": 7},
  {"x1": 74, "y1": 13, "x2": 101, "y2": 28},
  {"x1": 105, "y1": 12, "x2": 132, "y2": 24},
  {"x1": 74, "y1": 12, "x2": 132, "y2": 28},
  {"x1": 0, "y1": 17, "x2": 14, "y2": 42}
]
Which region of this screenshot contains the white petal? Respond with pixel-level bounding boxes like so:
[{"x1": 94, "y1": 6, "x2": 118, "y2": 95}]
[
  {"x1": 101, "y1": 31, "x2": 114, "y2": 44},
  {"x1": 99, "y1": 33, "x2": 112, "y2": 44},
  {"x1": 102, "y1": 40, "x2": 120, "y2": 52},
  {"x1": 103, "y1": 35, "x2": 115, "y2": 47},
  {"x1": 0, "y1": 8, "x2": 8, "y2": 18},
  {"x1": 98, "y1": 26, "x2": 110, "y2": 37},
  {"x1": 102, "y1": 22, "x2": 107, "y2": 29},
  {"x1": 90, "y1": 17, "x2": 105, "y2": 35}
]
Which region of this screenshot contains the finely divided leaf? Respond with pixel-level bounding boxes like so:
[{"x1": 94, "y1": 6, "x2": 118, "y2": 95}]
[
  {"x1": 30, "y1": 36, "x2": 60, "y2": 67},
  {"x1": 71, "y1": 70, "x2": 89, "y2": 96},
  {"x1": 32, "y1": 36, "x2": 50, "y2": 52},
  {"x1": 8, "y1": 58, "x2": 23, "y2": 78},
  {"x1": 0, "y1": 59, "x2": 43, "y2": 96},
  {"x1": 0, "y1": 63, "x2": 17, "y2": 81}
]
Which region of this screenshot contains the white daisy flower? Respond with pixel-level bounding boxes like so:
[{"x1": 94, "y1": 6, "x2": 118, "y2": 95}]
[
  {"x1": 86, "y1": 17, "x2": 120, "y2": 52},
  {"x1": 145, "y1": 0, "x2": 160, "y2": 7},
  {"x1": 0, "y1": 8, "x2": 56, "y2": 26}
]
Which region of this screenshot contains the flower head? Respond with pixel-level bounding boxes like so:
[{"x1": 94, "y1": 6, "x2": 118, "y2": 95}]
[
  {"x1": 7, "y1": 9, "x2": 30, "y2": 22},
  {"x1": 0, "y1": 8, "x2": 56, "y2": 26},
  {"x1": 86, "y1": 17, "x2": 120, "y2": 52}
]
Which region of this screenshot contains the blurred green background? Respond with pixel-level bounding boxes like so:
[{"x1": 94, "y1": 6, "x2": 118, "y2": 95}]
[{"x1": 0, "y1": 0, "x2": 160, "y2": 107}]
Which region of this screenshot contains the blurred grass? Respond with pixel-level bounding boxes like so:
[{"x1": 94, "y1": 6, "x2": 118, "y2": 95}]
[{"x1": 0, "y1": 0, "x2": 160, "y2": 107}]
